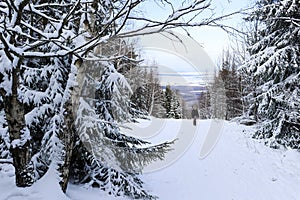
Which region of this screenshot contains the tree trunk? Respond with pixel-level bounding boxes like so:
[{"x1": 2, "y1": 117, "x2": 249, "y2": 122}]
[
  {"x1": 10, "y1": 140, "x2": 32, "y2": 187},
  {"x1": 3, "y1": 67, "x2": 32, "y2": 187},
  {"x1": 59, "y1": 100, "x2": 75, "y2": 193}
]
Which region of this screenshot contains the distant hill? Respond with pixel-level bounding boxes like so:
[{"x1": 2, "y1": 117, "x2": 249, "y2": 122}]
[{"x1": 162, "y1": 85, "x2": 206, "y2": 105}]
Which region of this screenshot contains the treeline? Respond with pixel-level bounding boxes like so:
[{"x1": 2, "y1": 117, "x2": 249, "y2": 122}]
[
  {"x1": 129, "y1": 64, "x2": 185, "y2": 119},
  {"x1": 198, "y1": 50, "x2": 243, "y2": 120}
]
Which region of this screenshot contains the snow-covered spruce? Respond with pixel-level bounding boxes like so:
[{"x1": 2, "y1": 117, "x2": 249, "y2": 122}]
[
  {"x1": 72, "y1": 50, "x2": 173, "y2": 199},
  {"x1": 241, "y1": 0, "x2": 300, "y2": 149},
  {"x1": 163, "y1": 85, "x2": 183, "y2": 119}
]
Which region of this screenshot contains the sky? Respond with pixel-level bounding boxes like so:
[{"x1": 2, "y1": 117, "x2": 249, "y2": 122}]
[
  {"x1": 137, "y1": 0, "x2": 251, "y2": 86},
  {"x1": 191, "y1": 0, "x2": 251, "y2": 62},
  {"x1": 141, "y1": 49, "x2": 215, "y2": 87}
]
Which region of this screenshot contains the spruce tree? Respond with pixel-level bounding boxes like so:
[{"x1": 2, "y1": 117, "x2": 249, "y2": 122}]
[
  {"x1": 198, "y1": 87, "x2": 211, "y2": 119},
  {"x1": 163, "y1": 85, "x2": 173, "y2": 118},
  {"x1": 162, "y1": 86, "x2": 183, "y2": 119},
  {"x1": 72, "y1": 53, "x2": 173, "y2": 198},
  {"x1": 241, "y1": 0, "x2": 300, "y2": 148},
  {"x1": 210, "y1": 74, "x2": 227, "y2": 119},
  {"x1": 130, "y1": 65, "x2": 165, "y2": 118},
  {"x1": 171, "y1": 90, "x2": 183, "y2": 119}
]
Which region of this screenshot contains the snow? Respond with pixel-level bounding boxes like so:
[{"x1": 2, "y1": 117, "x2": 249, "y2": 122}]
[
  {"x1": 0, "y1": 164, "x2": 123, "y2": 200},
  {"x1": 141, "y1": 119, "x2": 300, "y2": 200},
  {"x1": 1, "y1": 118, "x2": 300, "y2": 200}
]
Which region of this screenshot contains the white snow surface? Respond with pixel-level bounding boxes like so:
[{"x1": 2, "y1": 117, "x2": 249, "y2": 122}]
[{"x1": 1, "y1": 118, "x2": 300, "y2": 200}]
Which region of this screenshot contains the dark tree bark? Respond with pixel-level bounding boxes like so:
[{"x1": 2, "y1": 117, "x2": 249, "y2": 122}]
[
  {"x1": 3, "y1": 65, "x2": 33, "y2": 187},
  {"x1": 58, "y1": 100, "x2": 75, "y2": 193}
]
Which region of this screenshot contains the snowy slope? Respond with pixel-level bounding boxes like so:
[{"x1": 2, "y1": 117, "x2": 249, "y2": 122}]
[
  {"x1": 137, "y1": 119, "x2": 300, "y2": 200},
  {"x1": 1, "y1": 118, "x2": 300, "y2": 200}
]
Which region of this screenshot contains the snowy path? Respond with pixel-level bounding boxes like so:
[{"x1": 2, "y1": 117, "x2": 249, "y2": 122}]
[
  {"x1": 126, "y1": 118, "x2": 300, "y2": 200},
  {"x1": 1, "y1": 119, "x2": 300, "y2": 200}
]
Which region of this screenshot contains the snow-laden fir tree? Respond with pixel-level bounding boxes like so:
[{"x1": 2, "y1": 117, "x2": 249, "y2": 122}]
[
  {"x1": 241, "y1": 0, "x2": 300, "y2": 148},
  {"x1": 210, "y1": 74, "x2": 227, "y2": 119},
  {"x1": 162, "y1": 86, "x2": 183, "y2": 119},
  {"x1": 71, "y1": 47, "x2": 173, "y2": 198},
  {"x1": 171, "y1": 90, "x2": 183, "y2": 119},
  {"x1": 198, "y1": 88, "x2": 211, "y2": 119},
  {"x1": 0, "y1": 0, "x2": 80, "y2": 188},
  {"x1": 163, "y1": 85, "x2": 173, "y2": 118}
]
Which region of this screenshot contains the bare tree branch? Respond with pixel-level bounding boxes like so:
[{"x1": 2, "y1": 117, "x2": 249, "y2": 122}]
[{"x1": 0, "y1": 1, "x2": 247, "y2": 62}]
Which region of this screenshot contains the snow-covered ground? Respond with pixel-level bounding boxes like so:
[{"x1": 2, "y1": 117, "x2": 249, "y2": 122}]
[
  {"x1": 140, "y1": 118, "x2": 300, "y2": 200},
  {"x1": 1, "y1": 118, "x2": 300, "y2": 200}
]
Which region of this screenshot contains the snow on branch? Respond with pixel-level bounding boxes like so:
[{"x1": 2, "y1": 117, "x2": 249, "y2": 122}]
[{"x1": 0, "y1": 158, "x2": 13, "y2": 164}]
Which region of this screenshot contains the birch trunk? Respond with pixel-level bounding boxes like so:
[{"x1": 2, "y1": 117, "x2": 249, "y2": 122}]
[
  {"x1": 59, "y1": 100, "x2": 75, "y2": 193},
  {"x1": 3, "y1": 66, "x2": 32, "y2": 187}
]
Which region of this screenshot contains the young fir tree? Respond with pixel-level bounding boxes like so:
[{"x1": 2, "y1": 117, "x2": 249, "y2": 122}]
[
  {"x1": 162, "y1": 86, "x2": 183, "y2": 119},
  {"x1": 210, "y1": 74, "x2": 227, "y2": 119},
  {"x1": 163, "y1": 85, "x2": 173, "y2": 118},
  {"x1": 198, "y1": 88, "x2": 211, "y2": 119},
  {"x1": 171, "y1": 90, "x2": 183, "y2": 119},
  {"x1": 241, "y1": 0, "x2": 300, "y2": 148}
]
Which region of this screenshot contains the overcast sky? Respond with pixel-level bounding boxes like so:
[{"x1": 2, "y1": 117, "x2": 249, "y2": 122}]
[
  {"x1": 190, "y1": 0, "x2": 251, "y2": 62},
  {"x1": 138, "y1": 0, "x2": 251, "y2": 86}
]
